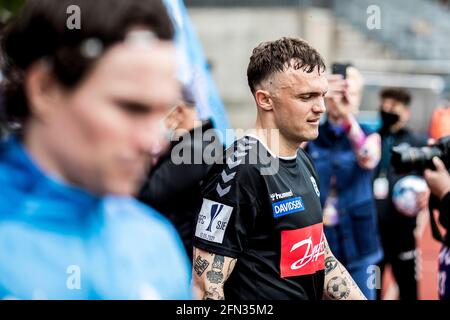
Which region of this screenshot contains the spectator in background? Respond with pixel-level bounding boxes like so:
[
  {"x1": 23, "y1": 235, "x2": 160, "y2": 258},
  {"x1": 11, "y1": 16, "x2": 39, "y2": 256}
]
[
  {"x1": 139, "y1": 84, "x2": 224, "y2": 260},
  {"x1": 374, "y1": 88, "x2": 428, "y2": 300},
  {"x1": 0, "y1": 0, "x2": 191, "y2": 299},
  {"x1": 306, "y1": 66, "x2": 383, "y2": 300}
]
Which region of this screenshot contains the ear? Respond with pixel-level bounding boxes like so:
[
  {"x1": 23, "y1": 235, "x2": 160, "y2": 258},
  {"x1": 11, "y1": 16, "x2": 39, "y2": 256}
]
[
  {"x1": 24, "y1": 60, "x2": 64, "y2": 122},
  {"x1": 254, "y1": 89, "x2": 273, "y2": 111},
  {"x1": 173, "y1": 105, "x2": 186, "y2": 123},
  {"x1": 164, "y1": 105, "x2": 182, "y2": 129}
]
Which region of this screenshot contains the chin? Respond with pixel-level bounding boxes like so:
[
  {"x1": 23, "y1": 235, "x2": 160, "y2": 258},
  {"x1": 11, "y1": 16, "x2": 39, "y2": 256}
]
[
  {"x1": 308, "y1": 129, "x2": 320, "y2": 141},
  {"x1": 297, "y1": 132, "x2": 318, "y2": 143},
  {"x1": 310, "y1": 132, "x2": 319, "y2": 141}
]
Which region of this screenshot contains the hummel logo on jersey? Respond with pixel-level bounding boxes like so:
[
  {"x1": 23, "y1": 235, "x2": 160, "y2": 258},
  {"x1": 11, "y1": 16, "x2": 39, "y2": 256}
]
[
  {"x1": 270, "y1": 190, "x2": 294, "y2": 201},
  {"x1": 195, "y1": 199, "x2": 233, "y2": 244}
]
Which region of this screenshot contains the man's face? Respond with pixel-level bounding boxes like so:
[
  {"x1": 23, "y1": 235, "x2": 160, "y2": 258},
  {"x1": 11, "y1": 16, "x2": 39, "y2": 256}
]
[
  {"x1": 270, "y1": 66, "x2": 328, "y2": 143},
  {"x1": 36, "y1": 40, "x2": 179, "y2": 196},
  {"x1": 381, "y1": 97, "x2": 410, "y2": 127}
]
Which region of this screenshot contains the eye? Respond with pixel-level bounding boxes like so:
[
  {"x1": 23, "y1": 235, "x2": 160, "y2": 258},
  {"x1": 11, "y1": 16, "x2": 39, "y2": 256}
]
[
  {"x1": 299, "y1": 94, "x2": 312, "y2": 101},
  {"x1": 116, "y1": 100, "x2": 150, "y2": 115}
]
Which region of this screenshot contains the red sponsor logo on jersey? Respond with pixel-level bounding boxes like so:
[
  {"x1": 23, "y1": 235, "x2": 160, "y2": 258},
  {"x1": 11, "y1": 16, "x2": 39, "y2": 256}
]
[{"x1": 280, "y1": 223, "x2": 325, "y2": 278}]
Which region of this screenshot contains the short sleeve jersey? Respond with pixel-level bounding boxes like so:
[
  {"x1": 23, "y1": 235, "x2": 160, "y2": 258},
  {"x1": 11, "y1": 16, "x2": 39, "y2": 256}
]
[{"x1": 193, "y1": 135, "x2": 325, "y2": 300}]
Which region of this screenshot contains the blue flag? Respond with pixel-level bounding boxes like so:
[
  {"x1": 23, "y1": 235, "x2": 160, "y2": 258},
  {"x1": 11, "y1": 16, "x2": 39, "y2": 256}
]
[{"x1": 164, "y1": 0, "x2": 231, "y2": 145}]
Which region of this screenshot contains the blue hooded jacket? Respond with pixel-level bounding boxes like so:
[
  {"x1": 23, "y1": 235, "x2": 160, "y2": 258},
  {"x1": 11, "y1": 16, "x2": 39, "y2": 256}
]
[{"x1": 0, "y1": 136, "x2": 192, "y2": 299}]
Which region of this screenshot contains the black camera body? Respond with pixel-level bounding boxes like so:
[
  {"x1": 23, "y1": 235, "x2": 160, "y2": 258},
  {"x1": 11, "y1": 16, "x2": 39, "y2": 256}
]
[{"x1": 391, "y1": 135, "x2": 450, "y2": 175}]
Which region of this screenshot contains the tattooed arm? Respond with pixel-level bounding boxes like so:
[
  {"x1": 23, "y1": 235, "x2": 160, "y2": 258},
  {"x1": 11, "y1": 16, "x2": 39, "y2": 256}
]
[
  {"x1": 192, "y1": 247, "x2": 237, "y2": 300},
  {"x1": 323, "y1": 236, "x2": 367, "y2": 300}
]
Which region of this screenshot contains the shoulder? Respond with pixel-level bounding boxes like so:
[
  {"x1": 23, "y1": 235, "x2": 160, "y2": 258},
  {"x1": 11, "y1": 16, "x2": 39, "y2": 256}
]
[
  {"x1": 201, "y1": 136, "x2": 266, "y2": 202},
  {"x1": 214, "y1": 135, "x2": 265, "y2": 177}
]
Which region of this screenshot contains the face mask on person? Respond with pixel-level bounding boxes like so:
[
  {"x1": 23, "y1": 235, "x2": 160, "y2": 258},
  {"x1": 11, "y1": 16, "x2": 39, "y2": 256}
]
[{"x1": 380, "y1": 110, "x2": 400, "y2": 129}]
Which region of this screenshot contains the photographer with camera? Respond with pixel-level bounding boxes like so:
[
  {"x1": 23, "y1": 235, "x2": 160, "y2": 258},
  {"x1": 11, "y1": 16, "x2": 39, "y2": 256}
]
[
  {"x1": 424, "y1": 151, "x2": 450, "y2": 300},
  {"x1": 374, "y1": 88, "x2": 429, "y2": 300}
]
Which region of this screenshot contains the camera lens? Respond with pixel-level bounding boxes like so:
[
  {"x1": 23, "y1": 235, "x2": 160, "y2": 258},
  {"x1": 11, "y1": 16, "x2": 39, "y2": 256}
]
[{"x1": 391, "y1": 145, "x2": 442, "y2": 174}]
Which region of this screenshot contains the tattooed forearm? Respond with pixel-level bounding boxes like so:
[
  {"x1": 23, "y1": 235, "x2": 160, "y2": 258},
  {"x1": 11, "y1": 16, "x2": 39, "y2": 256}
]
[
  {"x1": 194, "y1": 255, "x2": 210, "y2": 277},
  {"x1": 192, "y1": 247, "x2": 237, "y2": 300},
  {"x1": 323, "y1": 237, "x2": 367, "y2": 300}
]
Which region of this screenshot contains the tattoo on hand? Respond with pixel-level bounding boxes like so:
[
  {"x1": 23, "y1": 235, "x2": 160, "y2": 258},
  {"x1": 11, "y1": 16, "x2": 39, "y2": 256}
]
[
  {"x1": 324, "y1": 257, "x2": 338, "y2": 275},
  {"x1": 326, "y1": 276, "x2": 350, "y2": 300},
  {"x1": 194, "y1": 255, "x2": 210, "y2": 277}
]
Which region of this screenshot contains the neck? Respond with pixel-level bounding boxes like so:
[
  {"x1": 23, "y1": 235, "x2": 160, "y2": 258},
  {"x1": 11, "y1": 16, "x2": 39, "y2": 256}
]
[
  {"x1": 22, "y1": 121, "x2": 69, "y2": 183},
  {"x1": 254, "y1": 116, "x2": 298, "y2": 158}
]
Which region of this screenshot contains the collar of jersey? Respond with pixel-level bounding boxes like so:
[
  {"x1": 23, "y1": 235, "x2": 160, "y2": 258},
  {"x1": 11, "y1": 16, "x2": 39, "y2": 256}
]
[
  {"x1": 1, "y1": 135, "x2": 101, "y2": 214},
  {"x1": 245, "y1": 133, "x2": 297, "y2": 161}
]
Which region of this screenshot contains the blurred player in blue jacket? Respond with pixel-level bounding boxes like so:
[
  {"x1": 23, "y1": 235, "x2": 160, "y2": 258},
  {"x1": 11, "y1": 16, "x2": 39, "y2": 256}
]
[{"x1": 0, "y1": 0, "x2": 191, "y2": 299}]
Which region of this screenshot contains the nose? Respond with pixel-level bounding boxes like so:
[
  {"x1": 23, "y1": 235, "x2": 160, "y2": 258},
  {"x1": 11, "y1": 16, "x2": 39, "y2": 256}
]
[
  {"x1": 312, "y1": 97, "x2": 326, "y2": 114},
  {"x1": 134, "y1": 117, "x2": 168, "y2": 157}
]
